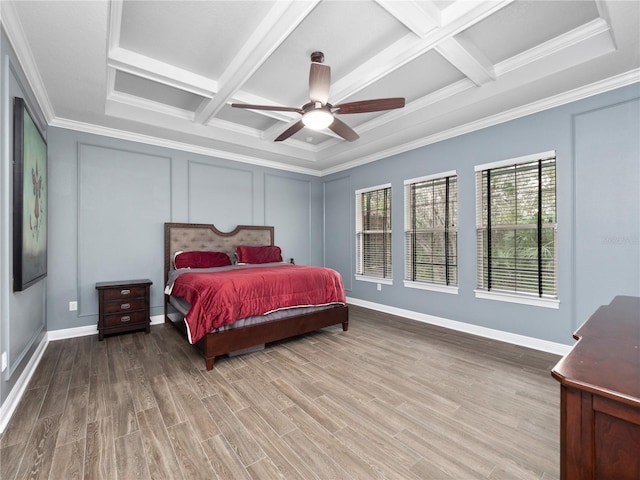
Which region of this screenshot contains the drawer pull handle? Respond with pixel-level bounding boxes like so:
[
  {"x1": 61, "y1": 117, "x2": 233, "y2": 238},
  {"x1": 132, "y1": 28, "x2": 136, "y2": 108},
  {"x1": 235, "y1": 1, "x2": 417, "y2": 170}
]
[
  {"x1": 121, "y1": 289, "x2": 131, "y2": 295},
  {"x1": 121, "y1": 316, "x2": 131, "y2": 322},
  {"x1": 121, "y1": 303, "x2": 131, "y2": 310}
]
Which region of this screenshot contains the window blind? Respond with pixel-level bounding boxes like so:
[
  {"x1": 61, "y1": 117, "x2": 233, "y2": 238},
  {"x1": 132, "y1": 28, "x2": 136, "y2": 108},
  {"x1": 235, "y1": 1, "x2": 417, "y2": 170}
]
[
  {"x1": 356, "y1": 186, "x2": 392, "y2": 279},
  {"x1": 476, "y1": 157, "x2": 557, "y2": 297},
  {"x1": 405, "y1": 174, "x2": 457, "y2": 286}
]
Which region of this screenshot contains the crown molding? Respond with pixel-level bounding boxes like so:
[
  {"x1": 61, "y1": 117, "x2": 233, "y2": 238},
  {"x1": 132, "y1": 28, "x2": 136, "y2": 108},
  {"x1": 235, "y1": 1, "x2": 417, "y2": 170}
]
[
  {"x1": 49, "y1": 117, "x2": 324, "y2": 177},
  {"x1": 320, "y1": 70, "x2": 640, "y2": 176},
  {"x1": 43, "y1": 70, "x2": 640, "y2": 178},
  {"x1": 48, "y1": 70, "x2": 639, "y2": 178},
  {"x1": 0, "y1": 0, "x2": 55, "y2": 122}
]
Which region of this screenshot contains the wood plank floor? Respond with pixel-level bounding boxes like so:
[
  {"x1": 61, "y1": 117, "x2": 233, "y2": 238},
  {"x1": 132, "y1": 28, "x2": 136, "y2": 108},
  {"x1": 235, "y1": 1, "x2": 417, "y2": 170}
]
[{"x1": 1, "y1": 305, "x2": 562, "y2": 479}]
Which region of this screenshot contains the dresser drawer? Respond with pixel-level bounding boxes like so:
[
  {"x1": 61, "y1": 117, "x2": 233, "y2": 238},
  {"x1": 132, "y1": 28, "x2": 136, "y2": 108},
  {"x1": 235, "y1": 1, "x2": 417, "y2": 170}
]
[
  {"x1": 103, "y1": 310, "x2": 148, "y2": 328},
  {"x1": 102, "y1": 286, "x2": 147, "y2": 301},
  {"x1": 103, "y1": 297, "x2": 146, "y2": 314}
]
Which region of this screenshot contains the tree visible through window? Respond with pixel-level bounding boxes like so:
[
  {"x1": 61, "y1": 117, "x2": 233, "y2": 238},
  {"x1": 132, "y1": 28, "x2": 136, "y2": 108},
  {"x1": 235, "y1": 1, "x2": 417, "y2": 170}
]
[
  {"x1": 356, "y1": 185, "x2": 392, "y2": 280},
  {"x1": 405, "y1": 172, "x2": 457, "y2": 287},
  {"x1": 476, "y1": 154, "x2": 557, "y2": 297}
]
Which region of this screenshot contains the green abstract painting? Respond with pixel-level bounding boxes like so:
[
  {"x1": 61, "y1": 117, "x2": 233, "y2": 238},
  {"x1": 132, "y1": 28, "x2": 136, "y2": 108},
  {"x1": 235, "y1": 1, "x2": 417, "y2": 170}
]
[{"x1": 13, "y1": 97, "x2": 47, "y2": 291}]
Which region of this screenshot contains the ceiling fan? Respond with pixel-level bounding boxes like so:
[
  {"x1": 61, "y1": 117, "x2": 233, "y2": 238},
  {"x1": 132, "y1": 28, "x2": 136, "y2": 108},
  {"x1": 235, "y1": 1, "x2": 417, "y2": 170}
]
[{"x1": 231, "y1": 51, "x2": 405, "y2": 142}]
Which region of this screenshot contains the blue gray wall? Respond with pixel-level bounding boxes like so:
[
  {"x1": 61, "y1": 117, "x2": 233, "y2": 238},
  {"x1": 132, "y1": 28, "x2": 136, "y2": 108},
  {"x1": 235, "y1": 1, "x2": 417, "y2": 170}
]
[
  {"x1": 324, "y1": 83, "x2": 640, "y2": 345},
  {"x1": 1, "y1": 28, "x2": 48, "y2": 406},
  {"x1": 1, "y1": 14, "x2": 637, "y2": 416},
  {"x1": 46, "y1": 128, "x2": 323, "y2": 332}
]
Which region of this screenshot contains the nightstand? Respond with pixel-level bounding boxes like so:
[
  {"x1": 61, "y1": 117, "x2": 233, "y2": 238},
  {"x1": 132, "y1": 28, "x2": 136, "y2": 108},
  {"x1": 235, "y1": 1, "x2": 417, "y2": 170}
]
[{"x1": 95, "y1": 279, "x2": 152, "y2": 340}]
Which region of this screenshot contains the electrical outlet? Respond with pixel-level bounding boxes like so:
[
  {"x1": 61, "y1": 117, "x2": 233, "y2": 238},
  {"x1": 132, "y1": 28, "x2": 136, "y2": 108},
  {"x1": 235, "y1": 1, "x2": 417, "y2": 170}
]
[
  {"x1": 1, "y1": 352, "x2": 7, "y2": 372},
  {"x1": 69, "y1": 301, "x2": 78, "y2": 311},
  {"x1": 377, "y1": 283, "x2": 381, "y2": 291}
]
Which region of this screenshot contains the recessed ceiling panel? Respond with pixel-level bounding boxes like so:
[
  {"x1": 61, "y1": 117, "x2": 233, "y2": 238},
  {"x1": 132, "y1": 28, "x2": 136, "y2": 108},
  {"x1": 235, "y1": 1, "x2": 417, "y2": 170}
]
[
  {"x1": 12, "y1": 0, "x2": 109, "y2": 117},
  {"x1": 462, "y1": 0, "x2": 601, "y2": 65},
  {"x1": 339, "y1": 50, "x2": 465, "y2": 106},
  {"x1": 119, "y1": 1, "x2": 275, "y2": 79},
  {"x1": 241, "y1": 0, "x2": 409, "y2": 107},
  {"x1": 114, "y1": 70, "x2": 206, "y2": 112}
]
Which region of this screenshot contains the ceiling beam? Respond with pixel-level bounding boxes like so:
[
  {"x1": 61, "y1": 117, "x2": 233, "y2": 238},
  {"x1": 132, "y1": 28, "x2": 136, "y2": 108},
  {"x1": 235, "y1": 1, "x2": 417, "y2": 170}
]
[
  {"x1": 329, "y1": 0, "x2": 512, "y2": 104},
  {"x1": 108, "y1": 48, "x2": 217, "y2": 98},
  {"x1": 194, "y1": 1, "x2": 320, "y2": 125},
  {"x1": 435, "y1": 33, "x2": 496, "y2": 86},
  {"x1": 441, "y1": 0, "x2": 511, "y2": 27},
  {"x1": 375, "y1": 0, "x2": 440, "y2": 37},
  {"x1": 495, "y1": 18, "x2": 614, "y2": 77},
  {"x1": 107, "y1": 0, "x2": 123, "y2": 52}
]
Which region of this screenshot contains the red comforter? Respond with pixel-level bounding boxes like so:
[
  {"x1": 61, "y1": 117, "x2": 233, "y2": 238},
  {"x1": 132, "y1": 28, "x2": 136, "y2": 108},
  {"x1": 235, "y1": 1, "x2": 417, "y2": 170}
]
[{"x1": 170, "y1": 264, "x2": 346, "y2": 343}]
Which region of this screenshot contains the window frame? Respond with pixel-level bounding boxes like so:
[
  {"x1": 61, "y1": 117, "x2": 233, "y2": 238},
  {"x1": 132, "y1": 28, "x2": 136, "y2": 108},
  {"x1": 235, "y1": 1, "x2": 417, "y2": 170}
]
[
  {"x1": 403, "y1": 171, "x2": 458, "y2": 295},
  {"x1": 474, "y1": 151, "x2": 559, "y2": 309},
  {"x1": 355, "y1": 183, "x2": 393, "y2": 284}
]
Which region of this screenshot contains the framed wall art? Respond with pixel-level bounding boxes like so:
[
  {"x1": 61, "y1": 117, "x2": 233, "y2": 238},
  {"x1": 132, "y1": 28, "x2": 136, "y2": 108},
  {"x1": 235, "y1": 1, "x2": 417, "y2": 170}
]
[{"x1": 13, "y1": 97, "x2": 47, "y2": 292}]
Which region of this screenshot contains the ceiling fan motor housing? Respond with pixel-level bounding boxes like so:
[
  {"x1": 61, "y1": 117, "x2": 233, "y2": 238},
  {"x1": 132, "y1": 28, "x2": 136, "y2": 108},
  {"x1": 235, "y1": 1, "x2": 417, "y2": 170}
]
[{"x1": 310, "y1": 51, "x2": 324, "y2": 63}]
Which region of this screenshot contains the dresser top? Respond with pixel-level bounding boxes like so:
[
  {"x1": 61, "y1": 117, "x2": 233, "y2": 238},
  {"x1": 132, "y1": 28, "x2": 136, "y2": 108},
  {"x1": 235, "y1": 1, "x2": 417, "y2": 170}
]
[
  {"x1": 95, "y1": 279, "x2": 152, "y2": 289},
  {"x1": 551, "y1": 295, "x2": 640, "y2": 407}
]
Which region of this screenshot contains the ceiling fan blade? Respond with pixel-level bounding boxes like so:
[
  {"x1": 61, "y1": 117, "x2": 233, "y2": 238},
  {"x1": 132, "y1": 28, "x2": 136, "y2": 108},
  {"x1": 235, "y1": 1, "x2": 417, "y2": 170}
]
[
  {"x1": 274, "y1": 120, "x2": 305, "y2": 142},
  {"x1": 335, "y1": 97, "x2": 405, "y2": 115},
  {"x1": 309, "y1": 63, "x2": 330, "y2": 104},
  {"x1": 328, "y1": 117, "x2": 359, "y2": 142},
  {"x1": 231, "y1": 103, "x2": 303, "y2": 114}
]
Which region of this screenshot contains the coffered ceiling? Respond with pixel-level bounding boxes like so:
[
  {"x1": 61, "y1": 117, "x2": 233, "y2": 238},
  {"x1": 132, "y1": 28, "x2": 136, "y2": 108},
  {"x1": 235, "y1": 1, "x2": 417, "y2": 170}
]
[{"x1": 2, "y1": 1, "x2": 639, "y2": 175}]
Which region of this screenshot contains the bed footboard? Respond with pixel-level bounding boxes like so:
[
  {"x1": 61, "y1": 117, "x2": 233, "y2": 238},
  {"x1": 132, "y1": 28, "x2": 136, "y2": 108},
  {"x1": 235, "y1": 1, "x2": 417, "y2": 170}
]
[{"x1": 193, "y1": 305, "x2": 348, "y2": 369}]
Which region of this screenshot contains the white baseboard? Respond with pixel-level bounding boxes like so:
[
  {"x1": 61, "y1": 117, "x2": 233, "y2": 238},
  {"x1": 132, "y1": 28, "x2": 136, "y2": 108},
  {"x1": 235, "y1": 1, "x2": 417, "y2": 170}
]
[
  {"x1": 47, "y1": 314, "x2": 166, "y2": 341},
  {"x1": 0, "y1": 334, "x2": 49, "y2": 433},
  {"x1": 2, "y1": 305, "x2": 570, "y2": 434},
  {"x1": 346, "y1": 296, "x2": 573, "y2": 356}
]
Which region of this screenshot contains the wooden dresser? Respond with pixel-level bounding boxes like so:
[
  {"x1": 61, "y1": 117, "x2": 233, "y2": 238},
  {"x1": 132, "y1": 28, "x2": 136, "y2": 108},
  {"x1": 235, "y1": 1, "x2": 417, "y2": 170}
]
[
  {"x1": 551, "y1": 295, "x2": 640, "y2": 480},
  {"x1": 96, "y1": 279, "x2": 152, "y2": 340}
]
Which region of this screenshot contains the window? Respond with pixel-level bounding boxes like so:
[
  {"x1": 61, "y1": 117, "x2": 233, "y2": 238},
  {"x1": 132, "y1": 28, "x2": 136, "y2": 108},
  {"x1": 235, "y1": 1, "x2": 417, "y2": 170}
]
[
  {"x1": 356, "y1": 184, "x2": 392, "y2": 282},
  {"x1": 475, "y1": 151, "x2": 558, "y2": 307},
  {"x1": 404, "y1": 172, "x2": 457, "y2": 292}
]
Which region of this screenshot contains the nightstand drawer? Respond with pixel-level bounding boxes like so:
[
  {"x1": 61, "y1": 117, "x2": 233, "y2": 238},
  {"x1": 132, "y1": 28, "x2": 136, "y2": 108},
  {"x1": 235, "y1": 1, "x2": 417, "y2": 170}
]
[
  {"x1": 103, "y1": 297, "x2": 146, "y2": 314},
  {"x1": 103, "y1": 310, "x2": 148, "y2": 328},
  {"x1": 103, "y1": 286, "x2": 146, "y2": 301}
]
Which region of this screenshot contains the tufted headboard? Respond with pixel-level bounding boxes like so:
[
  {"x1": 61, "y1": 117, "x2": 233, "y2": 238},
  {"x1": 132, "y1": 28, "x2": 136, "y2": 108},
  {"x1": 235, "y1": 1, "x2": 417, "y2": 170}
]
[{"x1": 163, "y1": 222, "x2": 274, "y2": 291}]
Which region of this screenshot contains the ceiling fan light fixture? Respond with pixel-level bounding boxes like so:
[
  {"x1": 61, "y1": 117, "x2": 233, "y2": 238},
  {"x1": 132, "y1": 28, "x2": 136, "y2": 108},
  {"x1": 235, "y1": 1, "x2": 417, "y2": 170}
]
[{"x1": 302, "y1": 109, "x2": 333, "y2": 130}]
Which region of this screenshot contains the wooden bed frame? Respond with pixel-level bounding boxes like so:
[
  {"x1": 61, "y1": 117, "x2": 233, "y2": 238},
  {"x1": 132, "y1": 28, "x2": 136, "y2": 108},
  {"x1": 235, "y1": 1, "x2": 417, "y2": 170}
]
[{"x1": 164, "y1": 222, "x2": 348, "y2": 370}]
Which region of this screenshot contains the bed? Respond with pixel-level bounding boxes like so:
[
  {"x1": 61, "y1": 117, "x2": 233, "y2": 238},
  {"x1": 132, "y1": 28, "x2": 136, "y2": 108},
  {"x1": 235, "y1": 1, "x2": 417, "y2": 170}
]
[{"x1": 164, "y1": 222, "x2": 349, "y2": 370}]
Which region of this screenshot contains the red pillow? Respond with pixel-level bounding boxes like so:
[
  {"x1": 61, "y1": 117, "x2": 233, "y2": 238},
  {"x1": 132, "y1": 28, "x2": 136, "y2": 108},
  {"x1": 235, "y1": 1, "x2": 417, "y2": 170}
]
[
  {"x1": 236, "y1": 245, "x2": 282, "y2": 264},
  {"x1": 174, "y1": 251, "x2": 231, "y2": 269}
]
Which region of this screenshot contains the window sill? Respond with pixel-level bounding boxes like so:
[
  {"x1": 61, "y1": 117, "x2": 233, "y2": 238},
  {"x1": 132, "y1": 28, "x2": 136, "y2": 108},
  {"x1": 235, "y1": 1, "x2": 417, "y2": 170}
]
[
  {"x1": 474, "y1": 290, "x2": 559, "y2": 309},
  {"x1": 355, "y1": 275, "x2": 393, "y2": 285},
  {"x1": 404, "y1": 281, "x2": 458, "y2": 295}
]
